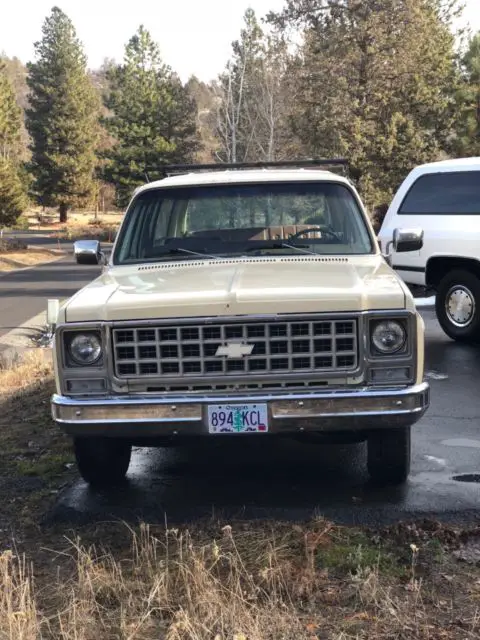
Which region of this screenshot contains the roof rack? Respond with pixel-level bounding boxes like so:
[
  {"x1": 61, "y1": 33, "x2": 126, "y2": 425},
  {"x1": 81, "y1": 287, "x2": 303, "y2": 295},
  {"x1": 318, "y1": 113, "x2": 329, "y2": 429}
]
[{"x1": 159, "y1": 159, "x2": 349, "y2": 178}]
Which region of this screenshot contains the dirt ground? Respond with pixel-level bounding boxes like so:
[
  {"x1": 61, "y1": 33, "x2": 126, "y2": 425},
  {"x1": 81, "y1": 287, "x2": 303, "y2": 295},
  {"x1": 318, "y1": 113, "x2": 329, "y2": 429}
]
[
  {"x1": 1, "y1": 352, "x2": 480, "y2": 639},
  {"x1": 0, "y1": 249, "x2": 63, "y2": 272},
  {"x1": 20, "y1": 209, "x2": 124, "y2": 232}
]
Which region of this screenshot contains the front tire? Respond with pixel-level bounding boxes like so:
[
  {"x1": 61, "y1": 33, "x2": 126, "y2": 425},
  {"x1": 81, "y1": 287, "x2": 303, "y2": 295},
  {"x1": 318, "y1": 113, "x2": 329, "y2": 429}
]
[
  {"x1": 436, "y1": 270, "x2": 480, "y2": 343},
  {"x1": 74, "y1": 437, "x2": 132, "y2": 487},
  {"x1": 367, "y1": 428, "x2": 411, "y2": 485}
]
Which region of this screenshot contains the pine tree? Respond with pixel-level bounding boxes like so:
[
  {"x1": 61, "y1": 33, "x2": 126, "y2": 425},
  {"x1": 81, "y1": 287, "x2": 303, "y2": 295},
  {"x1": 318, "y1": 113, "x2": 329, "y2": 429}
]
[
  {"x1": 0, "y1": 61, "x2": 22, "y2": 161},
  {"x1": 103, "y1": 26, "x2": 199, "y2": 207},
  {"x1": 269, "y1": 0, "x2": 462, "y2": 209},
  {"x1": 0, "y1": 55, "x2": 29, "y2": 161},
  {"x1": 454, "y1": 32, "x2": 480, "y2": 156},
  {"x1": 26, "y1": 7, "x2": 99, "y2": 222},
  {"x1": 0, "y1": 158, "x2": 27, "y2": 226},
  {"x1": 0, "y1": 62, "x2": 27, "y2": 225}
]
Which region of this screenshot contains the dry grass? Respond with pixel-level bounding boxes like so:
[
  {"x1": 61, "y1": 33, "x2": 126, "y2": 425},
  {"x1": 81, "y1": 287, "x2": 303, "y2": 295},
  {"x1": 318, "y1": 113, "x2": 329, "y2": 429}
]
[
  {"x1": 0, "y1": 349, "x2": 52, "y2": 394},
  {"x1": 54, "y1": 219, "x2": 120, "y2": 243},
  {"x1": 9, "y1": 209, "x2": 123, "y2": 242},
  {"x1": 0, "y1": 250, "x2": 62, "y2": 272},
  {"x1": 65, "y1": 211, "x2": 124, "y2": 227},
  {"x1": 15, "y1": 209, "x2": 123, "y2": 230},
  {"x1": 0, "y1": 521, "x2": 479, "y2": 639}
]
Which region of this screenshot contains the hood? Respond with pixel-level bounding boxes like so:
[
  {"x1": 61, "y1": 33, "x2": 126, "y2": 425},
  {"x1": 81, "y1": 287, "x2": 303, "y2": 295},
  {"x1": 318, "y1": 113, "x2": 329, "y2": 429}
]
[{"x1": 63, "y1": 255, "x2": 409, "y2": 323}]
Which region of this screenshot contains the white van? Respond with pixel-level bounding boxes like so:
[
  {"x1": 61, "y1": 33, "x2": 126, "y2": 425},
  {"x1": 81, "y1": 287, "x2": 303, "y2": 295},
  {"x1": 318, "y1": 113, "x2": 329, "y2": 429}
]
[{"x1": 378, "y1": 157, "x2": 480, "y2": 343}]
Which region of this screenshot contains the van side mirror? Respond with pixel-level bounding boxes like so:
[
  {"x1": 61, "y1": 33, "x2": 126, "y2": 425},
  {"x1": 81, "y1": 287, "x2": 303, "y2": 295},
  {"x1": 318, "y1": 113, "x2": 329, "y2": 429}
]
[{"x1": 392, "y1": 228, "x2": 423, "y2": 253}]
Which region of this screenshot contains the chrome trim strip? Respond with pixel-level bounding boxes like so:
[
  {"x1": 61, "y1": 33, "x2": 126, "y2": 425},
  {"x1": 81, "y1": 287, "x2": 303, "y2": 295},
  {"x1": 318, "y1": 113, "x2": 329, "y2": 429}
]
[{"x1": 52, "y1": 382, "x2": 429, "y2": 430}]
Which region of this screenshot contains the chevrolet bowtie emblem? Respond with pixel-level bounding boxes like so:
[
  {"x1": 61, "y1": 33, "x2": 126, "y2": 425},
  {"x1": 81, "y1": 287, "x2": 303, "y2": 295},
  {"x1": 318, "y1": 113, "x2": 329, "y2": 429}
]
[{"x1": 215, "y1": 342, "x2": 255, "y2": 359}]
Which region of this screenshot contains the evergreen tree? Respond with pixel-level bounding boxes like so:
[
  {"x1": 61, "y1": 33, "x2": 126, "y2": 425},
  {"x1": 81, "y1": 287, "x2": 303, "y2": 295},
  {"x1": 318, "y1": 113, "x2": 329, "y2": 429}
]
[
  {"x1": 0, "y1": 55, "x2": 30, "y2": 161},
  {"x1": 269, "y1": 0, "x2": 462, "y2": 209},
  {"x1": 0, "y1": 61, "x2": 22, "y2": 161},
  {"x1": 0, "y1": 62, "x2": 27, "y2": 225},
  {"x1": 0, "y1": 158, "x2": 27, "y2": 226},
  {"x1": 26, "y1": 7, "x2": 99, "y2": 222},
  {"x1": 103, "y1": 26, "x2": 199, "y2": 207},
  {"x1": 454, "y1": 32, "x2": 480, "y2": 156}
]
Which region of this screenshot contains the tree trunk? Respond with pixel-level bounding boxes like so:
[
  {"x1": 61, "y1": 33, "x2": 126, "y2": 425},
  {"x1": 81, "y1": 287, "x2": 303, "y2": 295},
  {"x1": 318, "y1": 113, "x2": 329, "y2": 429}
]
[{"x1": 59, "y1": 203, "x2": 68, "y2": 223}]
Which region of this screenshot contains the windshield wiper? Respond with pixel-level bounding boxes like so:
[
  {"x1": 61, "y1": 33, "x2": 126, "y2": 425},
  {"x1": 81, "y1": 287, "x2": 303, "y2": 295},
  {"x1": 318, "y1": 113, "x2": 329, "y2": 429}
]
[
  {"x1": 146, "y1": 241, "x2": 317, "y2": 262},
  {"x1": 152, "y1": 247, "x2": 225, "y2": 260},
  {"x1": 243, "y1": 241, "x2": 317, "y2": 256}
]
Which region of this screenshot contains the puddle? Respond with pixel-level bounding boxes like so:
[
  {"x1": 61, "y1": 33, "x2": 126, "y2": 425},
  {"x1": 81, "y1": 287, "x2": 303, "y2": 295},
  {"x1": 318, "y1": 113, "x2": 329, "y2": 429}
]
[
  {"x1": 442, "y1": 438, "x2": 480, "y2": 449},
  {"x1": 452, "y1": 474, "x2": 480, "y2": 484},
  {"x1": 425, "y1": 371, "x2": 449, "y2": 380}
]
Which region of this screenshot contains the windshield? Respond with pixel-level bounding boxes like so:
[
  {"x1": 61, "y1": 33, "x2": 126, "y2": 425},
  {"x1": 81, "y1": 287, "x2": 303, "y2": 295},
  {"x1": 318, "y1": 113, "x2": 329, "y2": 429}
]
[{"x1": 113, "y1": 181, "x2": 373, "y2": 264}]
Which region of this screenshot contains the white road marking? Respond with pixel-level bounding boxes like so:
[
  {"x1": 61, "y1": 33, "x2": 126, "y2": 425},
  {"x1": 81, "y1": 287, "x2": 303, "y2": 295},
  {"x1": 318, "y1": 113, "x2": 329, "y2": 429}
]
[{"x1": 441, "y1": 438, "x2": 480, "y2": 449}]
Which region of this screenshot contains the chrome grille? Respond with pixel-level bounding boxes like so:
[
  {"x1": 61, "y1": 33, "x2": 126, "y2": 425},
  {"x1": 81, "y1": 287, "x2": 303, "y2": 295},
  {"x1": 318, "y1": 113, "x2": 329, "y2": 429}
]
[{"x1": 112, "y1": 318, "x2": 358, "y2": 378}]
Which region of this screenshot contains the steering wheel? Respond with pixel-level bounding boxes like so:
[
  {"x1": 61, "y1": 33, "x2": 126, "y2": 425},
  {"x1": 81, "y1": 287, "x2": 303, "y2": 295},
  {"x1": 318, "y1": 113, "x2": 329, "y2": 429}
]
[{"x1": 289, "y1": 225, "x2": 342, "y2": 242}]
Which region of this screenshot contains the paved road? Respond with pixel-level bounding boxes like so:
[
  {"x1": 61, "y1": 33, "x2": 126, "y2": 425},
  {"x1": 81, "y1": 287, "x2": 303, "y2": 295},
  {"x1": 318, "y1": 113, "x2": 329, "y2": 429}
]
[
  {"x1": 0, "y1": 257, "x2": 101, "y2": 339},
  {"x1": 46, "y1": 308, "x2": 480, "y2": 527}
]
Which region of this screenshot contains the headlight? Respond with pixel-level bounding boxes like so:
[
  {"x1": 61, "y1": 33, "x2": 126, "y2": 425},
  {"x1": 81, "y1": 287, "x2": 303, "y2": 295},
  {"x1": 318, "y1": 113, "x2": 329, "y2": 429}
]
[
  {"x1": 68, "y1": 333, "x2": 102, "y2": 366},
  {"x1": 371, "y1": 320, "x2": 406, "y2": 354}
]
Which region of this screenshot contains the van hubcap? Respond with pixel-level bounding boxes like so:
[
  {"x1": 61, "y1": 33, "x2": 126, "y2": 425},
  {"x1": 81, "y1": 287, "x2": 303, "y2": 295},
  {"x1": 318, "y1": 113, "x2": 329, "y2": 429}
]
[{"x1": 446, "y1": 286, "x2": 475, "y2": 327}]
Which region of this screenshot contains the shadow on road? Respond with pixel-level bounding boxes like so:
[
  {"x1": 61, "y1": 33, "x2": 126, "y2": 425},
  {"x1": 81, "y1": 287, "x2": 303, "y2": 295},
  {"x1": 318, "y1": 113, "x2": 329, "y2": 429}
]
[{"x1": 47, "y1": 438, "x2": 411, "y2": 526}]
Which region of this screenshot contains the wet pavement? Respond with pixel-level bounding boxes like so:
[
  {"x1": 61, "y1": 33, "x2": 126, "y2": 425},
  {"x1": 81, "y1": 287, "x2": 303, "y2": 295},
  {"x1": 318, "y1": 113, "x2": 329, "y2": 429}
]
[{"x1": 46, "y1": 307, "x2": 480, "y2": 527}]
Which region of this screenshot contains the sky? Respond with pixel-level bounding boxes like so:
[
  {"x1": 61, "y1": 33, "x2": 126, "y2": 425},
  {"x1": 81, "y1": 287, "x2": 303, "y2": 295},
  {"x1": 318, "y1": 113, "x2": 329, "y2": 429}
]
[{"x1": 1, "y1": 0, "x2": 480, "y2": 82}]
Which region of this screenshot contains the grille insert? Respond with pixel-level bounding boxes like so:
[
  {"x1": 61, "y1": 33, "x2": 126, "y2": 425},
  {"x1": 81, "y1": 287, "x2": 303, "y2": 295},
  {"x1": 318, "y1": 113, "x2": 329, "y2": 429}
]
[{"x1": 113, "y1": 318, "x2": 358, "y2": 378}]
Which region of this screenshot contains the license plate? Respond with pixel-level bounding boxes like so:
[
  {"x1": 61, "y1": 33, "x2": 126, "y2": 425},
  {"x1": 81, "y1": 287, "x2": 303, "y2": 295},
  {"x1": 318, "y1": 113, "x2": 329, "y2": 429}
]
[{"x1": 207, "y1": 403, "x2": 269, "y2": 434}]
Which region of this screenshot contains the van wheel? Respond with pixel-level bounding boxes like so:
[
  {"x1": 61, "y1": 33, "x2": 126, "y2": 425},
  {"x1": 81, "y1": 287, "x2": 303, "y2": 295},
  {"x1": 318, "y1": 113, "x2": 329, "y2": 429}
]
[
  {"x1": 436, "y1": 270, "x2": 480, "y2": 343},
  {"x1": 74, "y1": 437, "x2": 132, "y2": 487},
  {"x1": 367, "y1": 428, "x2": 411, "y2": 485}
]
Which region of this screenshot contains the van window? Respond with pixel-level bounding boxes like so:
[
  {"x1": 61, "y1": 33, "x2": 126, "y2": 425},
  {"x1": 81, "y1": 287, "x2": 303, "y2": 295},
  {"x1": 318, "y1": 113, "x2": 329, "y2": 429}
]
[{"x1": 399, "y1": 171, "x2": 480, "y2": 215}]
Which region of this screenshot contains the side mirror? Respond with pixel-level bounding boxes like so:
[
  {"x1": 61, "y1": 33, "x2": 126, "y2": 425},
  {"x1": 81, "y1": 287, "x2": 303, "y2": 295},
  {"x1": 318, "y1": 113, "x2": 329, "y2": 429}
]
[
  {"x1": 392, "y1": 228, "x2": 424, "y2": 253},
  {"x1": 73, "y1": 239, "x2": 104, "y2": 265}
]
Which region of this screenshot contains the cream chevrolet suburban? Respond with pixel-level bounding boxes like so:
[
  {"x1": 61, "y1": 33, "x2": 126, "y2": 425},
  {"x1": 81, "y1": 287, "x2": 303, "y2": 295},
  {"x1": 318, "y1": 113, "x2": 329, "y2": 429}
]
[{"x1": 51, "y1": 160, "x2": 430, "y2": 488}]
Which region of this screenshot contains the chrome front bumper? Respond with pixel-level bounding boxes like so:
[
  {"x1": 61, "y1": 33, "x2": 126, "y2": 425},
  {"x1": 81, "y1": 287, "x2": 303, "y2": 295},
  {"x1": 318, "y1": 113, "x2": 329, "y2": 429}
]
[{"x1": 52, "y1": 382, "x2": 430, "y2": 438}]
